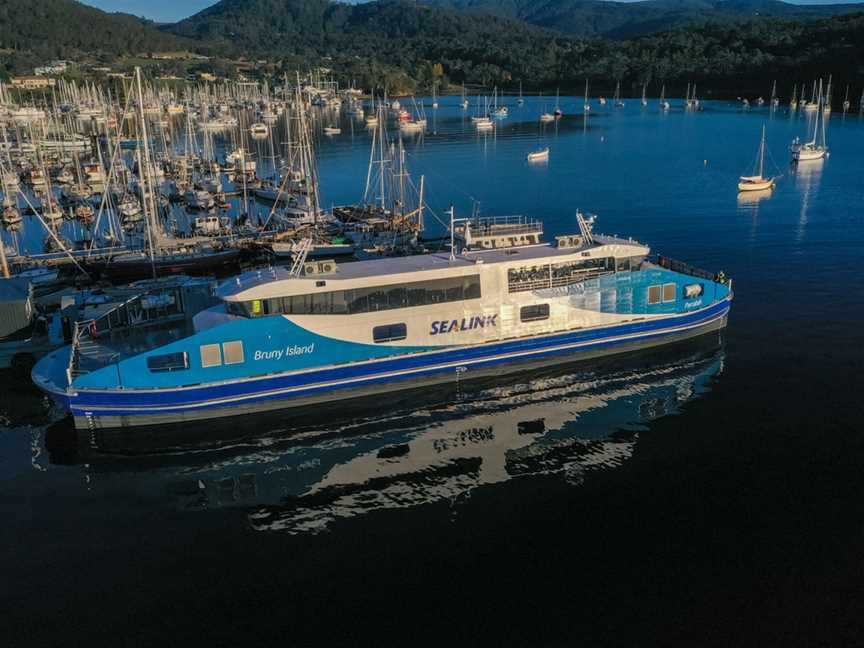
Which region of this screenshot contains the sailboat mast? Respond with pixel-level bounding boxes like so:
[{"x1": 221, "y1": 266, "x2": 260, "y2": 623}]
[
  {"x1": 135, "y1": 67, "x2": 159, "y2": 278},
  {"x1": 417, "y1": 174, "x2": 425, "y2": 232},
  {"x1": 759, "y1": 125, "x2": 766, "y2": 178}
]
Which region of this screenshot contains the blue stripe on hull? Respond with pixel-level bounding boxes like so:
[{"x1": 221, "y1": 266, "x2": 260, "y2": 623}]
[{"x1": 68, "y1": 298, "x2": 731, "y2": 418}]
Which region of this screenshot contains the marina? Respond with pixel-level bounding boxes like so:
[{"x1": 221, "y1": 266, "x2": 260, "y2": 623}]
[{"x1": 5, "y1": 68, "x2": 864, "y2": 647}]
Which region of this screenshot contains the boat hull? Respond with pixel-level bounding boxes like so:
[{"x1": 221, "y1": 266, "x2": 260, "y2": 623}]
[
  {"x1": 100, "y1": 249, "x2": 241, "y2": 282},
  {"x1": 738, "y1": 179, "x2": 774, "y2": 192},
  {"x1": 56, "y1": 298, "x2": 730, "y2": 430},
  {"x1": 793, "y1": 148, "x2": 827, "y2": 162}
]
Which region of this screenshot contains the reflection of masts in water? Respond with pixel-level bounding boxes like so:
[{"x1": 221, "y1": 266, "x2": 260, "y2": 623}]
[{"x1": 795, "y1": 159, "x2": 822, "y2": 244}]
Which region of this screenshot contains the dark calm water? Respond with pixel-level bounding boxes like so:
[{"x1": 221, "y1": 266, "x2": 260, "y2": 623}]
[{"x1": 3, "y1": 97, "x2": 864, "y2": 646}]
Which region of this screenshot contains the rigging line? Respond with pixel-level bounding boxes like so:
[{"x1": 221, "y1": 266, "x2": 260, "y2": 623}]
[
  {"x1": 396, "y1": 156, "x2": 481, "y2": 213},
  {"x1": 15, "y1": 189, "x2": 91, "y2": 278}
]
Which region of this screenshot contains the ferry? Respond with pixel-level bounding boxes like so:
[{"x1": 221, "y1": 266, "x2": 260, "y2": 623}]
[{"x1": 32, "y1": 214, "x2": 732, "y2": 430}]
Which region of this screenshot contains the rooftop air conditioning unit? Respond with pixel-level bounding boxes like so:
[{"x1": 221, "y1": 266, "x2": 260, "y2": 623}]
[
  {"x1": 303, "y1": 260, "x2": 338, "y2": 276},
  {"x1": 556, "y1": 235, "x2": 583, "y2": 250}
]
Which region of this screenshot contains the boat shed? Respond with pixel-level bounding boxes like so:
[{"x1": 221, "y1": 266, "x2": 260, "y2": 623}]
[{"x1": 0, "y1": 279, "x2": 33, "y2": 339}]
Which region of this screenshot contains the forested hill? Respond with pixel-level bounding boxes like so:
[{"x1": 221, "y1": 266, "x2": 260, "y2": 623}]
[
  {"x1": 168, "y1": 0, "x2": 554, "y2": 56},
  {"x1": 167, "y1": 0, "x2": 864, "y2": 98},
  {"x1": 2, "y1": 0, "x2": 864, "y2": 101},
  {"x1": 0, "y1": 0, "x2": 188, "y2": 67},
  {"x1": 419, "y1": 0, "x2": 864, "y2": 38}
]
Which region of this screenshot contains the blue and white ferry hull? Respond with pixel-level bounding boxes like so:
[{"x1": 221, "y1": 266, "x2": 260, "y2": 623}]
[
  {"x1": 36, "y1": 301, "x2": 730, "y2": 430},
  {"x1": 32, "y1": 235, "x2": 733, "y2": 430}
]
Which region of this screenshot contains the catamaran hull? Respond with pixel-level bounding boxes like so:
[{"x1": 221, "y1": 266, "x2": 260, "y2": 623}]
[{"x1": 57, "y1": 300, "x2": 729, "y2": 430}]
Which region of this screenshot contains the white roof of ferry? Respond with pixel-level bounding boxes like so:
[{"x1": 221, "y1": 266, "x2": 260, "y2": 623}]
[{"x1": 218, "y1": 235, "x2": 649, "y2": 301}]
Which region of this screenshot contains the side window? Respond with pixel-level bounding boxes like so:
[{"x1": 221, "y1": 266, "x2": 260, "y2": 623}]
[
  {"x1": 520, "y1": 304, "x2": 550, "y2": 322},
  {"x1": 373, "y1": 323, "x2": 407, "y2": 343},
  {"x1": 647, "y1": 285, "x2": 662, "y2": 305},
  {"x1": 147, "y1": 352, "x2": 189, "y2": 373},
  {"x1": 223, "y1": 341, "x2": 245, "y2": 365},
  {"x1": 662, "y1": 283, "x2": 677, "y2": 303},
  {"x1": 200, "y1": 344, "x2": 222, "y2": 368}
]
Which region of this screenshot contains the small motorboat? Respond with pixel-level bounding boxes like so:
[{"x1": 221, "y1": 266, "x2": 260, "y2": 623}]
[{"x1": 527, "y1": 147, "x2": 550, "y2": 162}]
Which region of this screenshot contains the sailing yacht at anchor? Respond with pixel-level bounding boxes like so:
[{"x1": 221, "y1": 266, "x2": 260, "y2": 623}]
[
  {"x1": 791, "y1": 80, "x2": 829, "y2": 162},
  {"x1": 738, "y1": 125, "x2": 776, "y2": 192}
]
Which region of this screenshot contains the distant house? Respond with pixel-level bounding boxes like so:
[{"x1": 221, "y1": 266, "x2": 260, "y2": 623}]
[
  {"x1": 10, "y1": 76, "x2": 56, "y2": 89},
  {"x1": 198, "y1": 72, "x2": 218, "y2": 82},
  {"x1": 34, "y1": 60, "x2": 71, "y2": 76}
]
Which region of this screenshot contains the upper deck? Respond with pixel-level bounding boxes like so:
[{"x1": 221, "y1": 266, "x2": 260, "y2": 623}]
[{"x1": 217, "y1": 234, "x2": 650, "y2": 302}]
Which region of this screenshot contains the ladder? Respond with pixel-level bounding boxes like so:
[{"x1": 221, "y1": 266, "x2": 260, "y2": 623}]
[{"x1": 290, "y1": 237, "x2": 313, "y2": 277}]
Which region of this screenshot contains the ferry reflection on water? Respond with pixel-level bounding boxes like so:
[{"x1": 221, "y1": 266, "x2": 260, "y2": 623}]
[{"x1": 44, "y1": 336, "x2": 725, "y2": 534}]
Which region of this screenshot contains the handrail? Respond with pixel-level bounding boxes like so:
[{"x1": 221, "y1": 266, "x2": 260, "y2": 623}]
[
  {"x1": 656, "y1": 255, "x2": 729, "y2": 284},
  {"x1": 65, "y1": 318, "x2": 92, "y2": 385}
]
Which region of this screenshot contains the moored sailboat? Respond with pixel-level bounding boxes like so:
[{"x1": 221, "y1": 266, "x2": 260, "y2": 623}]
[
  {"x1": 527, "y1": 147, "x2": 549, "y2": 162},
  {"x1": 738, "y1": 125, "x2": 776, "y2": 192},
  {"x1": 791, "y1": 80, "x2": 829, "y2": 162}
]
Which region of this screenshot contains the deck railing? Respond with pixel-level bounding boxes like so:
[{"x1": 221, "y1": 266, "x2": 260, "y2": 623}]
[
  {"x1": 656, "y1": 255, "x2": 729, "y2": 284},
  {"x1": 458, "y1": 215, "x2": 544, "y2": 238}
]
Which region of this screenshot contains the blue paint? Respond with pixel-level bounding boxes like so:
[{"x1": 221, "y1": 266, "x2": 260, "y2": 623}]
[
  {"x1": 73, "y1": 316, "x2": 432, "y2": 391},
  {"x1": 68, "y1": 297, "x2": 730, "y2": 417}
]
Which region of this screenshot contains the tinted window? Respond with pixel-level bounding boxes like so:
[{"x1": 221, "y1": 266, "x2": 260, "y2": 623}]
[
  {"x1": 521, "y1": 304, "x2": 550, "y2": 322},
  {"x1": 511, "y1": 258, "x2": 615, "y2": 292},
  {"x1": 373, "y1": 323, "x2": 407, "y2": 343},
  {"x1": 647, "y1": 285, "x2": 662, "y2": 305},
  {"x1": 238, "y1": 275, "x2": 482, "y2": 317},
  {"x1": 147, "y1": 352, "x2": 189, "y2": 373}
]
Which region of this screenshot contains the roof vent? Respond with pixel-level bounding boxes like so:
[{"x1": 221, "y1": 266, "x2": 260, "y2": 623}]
[{"x1": 303, "y1": 260, "x2": 339, "y2": 276}]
